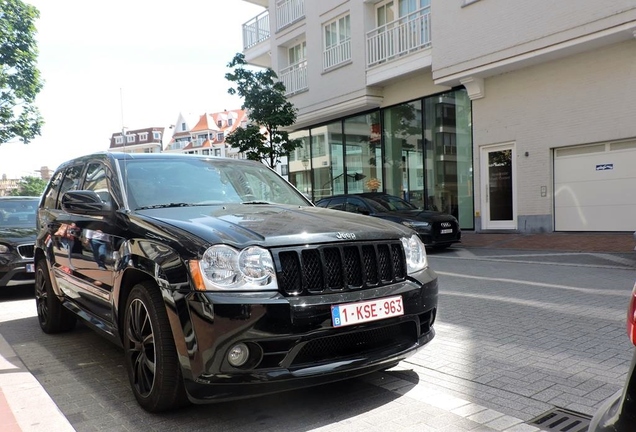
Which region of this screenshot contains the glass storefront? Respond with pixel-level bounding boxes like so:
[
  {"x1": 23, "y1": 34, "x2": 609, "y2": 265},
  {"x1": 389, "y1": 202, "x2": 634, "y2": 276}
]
[
  {"x1": 384, "y1": 100, "x2": 424, "y2": 207},
  {"x1": 289, "y1": 87, "x2": 474, "y2": 229}
]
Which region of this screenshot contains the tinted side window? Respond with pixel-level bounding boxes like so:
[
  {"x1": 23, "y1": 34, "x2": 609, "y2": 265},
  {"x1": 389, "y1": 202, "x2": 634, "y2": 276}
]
[
  {"x1": 42, "y1": 170, "x2": 65, "y2": 210},
  {"x1": 315, "y1": 199, "x2": 330, "y2": 208},
  {"x1": 56, "y1": 165, "x2": 84, "y2": 209},
  {"x1": 346, "y1": 198, "x2": 369, "y2": 214},
  {"x1": 84, "y1": 163, "x2": 112, "y2": 205},
  {"x1": 324, "y1": 197, "x2": 346, "y2": 211}
]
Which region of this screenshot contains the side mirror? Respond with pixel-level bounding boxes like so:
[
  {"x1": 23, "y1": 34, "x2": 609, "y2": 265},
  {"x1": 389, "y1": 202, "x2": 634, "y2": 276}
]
[{"x1": 61, "y1": 190, "x2": 113, "y2": 217}]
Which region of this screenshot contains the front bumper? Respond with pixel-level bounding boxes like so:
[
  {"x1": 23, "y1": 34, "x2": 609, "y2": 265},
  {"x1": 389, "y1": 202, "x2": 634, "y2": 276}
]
[
  {"x1": 416, "y1": 229, "x2": 462, "y2": 247},
  {"x1": 0, "y1": 257, "x2": 35, "y2": 287},
  {"x1": 173, "y1": 268, "x2": 438, "y2": 403}
]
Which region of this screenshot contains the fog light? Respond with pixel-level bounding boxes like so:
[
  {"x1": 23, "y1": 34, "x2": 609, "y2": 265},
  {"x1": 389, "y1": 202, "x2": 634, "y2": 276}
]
[{"x1": 227, "y1": 343, "x2": 249, "y2": 367}]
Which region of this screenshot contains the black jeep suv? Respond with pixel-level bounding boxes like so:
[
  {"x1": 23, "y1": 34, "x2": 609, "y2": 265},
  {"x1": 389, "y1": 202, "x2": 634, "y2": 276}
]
[{"x1": 35, "y1": 152, "x2": 438, "y2": 412}]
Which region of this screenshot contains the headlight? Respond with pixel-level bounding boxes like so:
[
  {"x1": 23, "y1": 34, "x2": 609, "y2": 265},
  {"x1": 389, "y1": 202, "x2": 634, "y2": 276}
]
[
  {"x1": 0, "y1": 244, "x2": 10, "y2": 254},
  {"x1": 401, "y1": 234, "x2": 428, "y2": 273},
  {"x1": 190, "y1": 245, "x2": 277, "y2": 291},
  {"x1": 401, "y1": 221, "x2": 430, "y2": 228}
]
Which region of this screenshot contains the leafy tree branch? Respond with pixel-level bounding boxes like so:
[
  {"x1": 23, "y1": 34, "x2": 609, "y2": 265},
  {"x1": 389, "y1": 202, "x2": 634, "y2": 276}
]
[
  {"x1": 225, "y1": 53, "x2": 301, "y2": 169},
  {"x1": 0, "y1": 0, "x2": 44, "y2": 145}
]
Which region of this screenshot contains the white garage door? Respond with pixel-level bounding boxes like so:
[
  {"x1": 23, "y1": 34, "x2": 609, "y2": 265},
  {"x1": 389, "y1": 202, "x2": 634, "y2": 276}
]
[{"x1": 554, "y1": 140, "x2": 636, "y2": 232}]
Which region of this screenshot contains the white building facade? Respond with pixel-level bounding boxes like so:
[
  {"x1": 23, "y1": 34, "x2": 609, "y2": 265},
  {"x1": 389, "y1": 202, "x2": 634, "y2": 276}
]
[{"x1": 241, "y1": 0, "x2": 636, "y2": 233}]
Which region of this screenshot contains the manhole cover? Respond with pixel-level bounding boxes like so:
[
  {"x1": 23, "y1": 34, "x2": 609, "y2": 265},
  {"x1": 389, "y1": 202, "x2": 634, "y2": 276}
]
[{"x1": 529, "y1": 408, "x2": 591, "y2": 432}]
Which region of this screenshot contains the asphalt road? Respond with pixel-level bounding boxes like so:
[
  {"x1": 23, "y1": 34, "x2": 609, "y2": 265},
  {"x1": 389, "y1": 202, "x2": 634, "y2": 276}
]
[{"x1": 0, "y1": 247, "x2": 634, "y2": 432}]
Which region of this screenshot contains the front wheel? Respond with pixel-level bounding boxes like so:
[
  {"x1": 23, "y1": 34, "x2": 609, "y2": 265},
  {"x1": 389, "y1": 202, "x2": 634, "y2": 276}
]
[
  {"x1": 123, "y1": 281, "x2": 188, "y2": 412},
  {"x1": 34, "y1": 260, "x2": 76, "y2": 333}
]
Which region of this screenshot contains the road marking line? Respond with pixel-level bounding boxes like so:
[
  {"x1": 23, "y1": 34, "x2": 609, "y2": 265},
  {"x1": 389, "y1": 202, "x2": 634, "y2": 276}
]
[{"x1": 436, "y1": 271, "x2": 628, "y2": 296}]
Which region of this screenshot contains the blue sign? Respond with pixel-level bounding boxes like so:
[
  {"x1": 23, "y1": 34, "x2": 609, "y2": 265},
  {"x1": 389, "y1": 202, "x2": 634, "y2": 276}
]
[{"x1": 596, "y1": 164, "x2": 614, "y2": 171}]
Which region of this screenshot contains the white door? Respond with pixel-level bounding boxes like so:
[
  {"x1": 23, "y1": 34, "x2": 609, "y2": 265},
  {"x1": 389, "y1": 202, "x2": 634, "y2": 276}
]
[{"x1": 480, "y1": 143, "x2": 517, "y2": 230}]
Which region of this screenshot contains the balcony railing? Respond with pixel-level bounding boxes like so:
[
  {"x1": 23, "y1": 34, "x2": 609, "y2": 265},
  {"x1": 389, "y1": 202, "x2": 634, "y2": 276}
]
[
  {"x1": 280, "y1": 60, "x2": 308, "y2": 96},
  {"x1": 323, "y1": 39, "x2": 351, "y2": 70},
  {"x1": 243, "y1": 10, "x2": 270, "y2": 50},
  {"x1": 276, "y1": 0, "x2": 304, "y2": 31},
  {"x1": 366, "y1": 6, "x2": 431, "y2": 68}
]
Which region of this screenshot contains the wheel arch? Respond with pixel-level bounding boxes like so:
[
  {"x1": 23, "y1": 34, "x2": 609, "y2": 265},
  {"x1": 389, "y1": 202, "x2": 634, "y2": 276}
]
[{"x1": 114, "y1": 252, "x2": 192, "y2": 368}]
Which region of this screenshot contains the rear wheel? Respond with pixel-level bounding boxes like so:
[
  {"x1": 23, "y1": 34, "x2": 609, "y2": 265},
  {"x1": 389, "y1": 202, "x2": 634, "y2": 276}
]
[
  {"x1": 34, "y1": 260, "x2": 76, "y2": 333},
  {"x1": 123, "y1": 281, "x2": 188, "y2": 412}
]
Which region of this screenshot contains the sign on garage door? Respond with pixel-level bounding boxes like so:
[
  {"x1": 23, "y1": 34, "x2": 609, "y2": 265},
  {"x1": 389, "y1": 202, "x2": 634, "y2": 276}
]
[{"x1": 554, "y1": 140, "x2": 636, "y2": 231}]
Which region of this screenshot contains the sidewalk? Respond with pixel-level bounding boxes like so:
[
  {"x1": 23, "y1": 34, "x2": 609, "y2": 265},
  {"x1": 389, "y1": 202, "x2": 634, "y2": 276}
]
[
  {"x1": 0, "y1": 334, "x2": 74, "y2": 432},
  {"x1": 459, "y1": 231, "x2": 636, "y2": 253}
]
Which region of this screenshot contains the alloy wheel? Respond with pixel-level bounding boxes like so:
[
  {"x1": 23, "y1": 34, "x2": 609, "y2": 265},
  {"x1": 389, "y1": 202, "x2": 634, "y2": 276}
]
[
  {"x1": 35, "y1": 266, "x2": 48, "y2": 326},
  {"x1": 126, "y1": 298, "x2": 156, "y2": 397}
]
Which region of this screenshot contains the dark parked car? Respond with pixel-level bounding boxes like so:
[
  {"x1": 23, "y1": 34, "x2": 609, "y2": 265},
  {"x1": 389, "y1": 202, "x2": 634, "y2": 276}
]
[
  {"x1": 0, "y1": 196, "x2": 39, "y2": 288},
  {"x1": 315, "y1": 193, "x2": 461, "y2": 249},
  {"x1": 589, "y1": 278, "x2": 636, "y2": 430},
  {"x1": 34, "y1": 152, "x2": 438, "y2": 412}
]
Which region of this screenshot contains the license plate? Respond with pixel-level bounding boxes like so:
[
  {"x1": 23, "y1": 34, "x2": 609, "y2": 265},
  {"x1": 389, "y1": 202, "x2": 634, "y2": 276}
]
[
  {"x1": 25, "y1": 263, "x2": 35, "y2": 273},
  {"x1": 331, "y1": 296, "x2": 403, "y2": 328},
  {"x1": 441, "y1": 229, "x2": 453, "y2": 234}
]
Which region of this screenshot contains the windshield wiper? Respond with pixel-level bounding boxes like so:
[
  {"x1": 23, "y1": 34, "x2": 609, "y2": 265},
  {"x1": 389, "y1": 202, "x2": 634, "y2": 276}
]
[{"x1": 136, "y1": 202, "x2": 194, "y2": 210}]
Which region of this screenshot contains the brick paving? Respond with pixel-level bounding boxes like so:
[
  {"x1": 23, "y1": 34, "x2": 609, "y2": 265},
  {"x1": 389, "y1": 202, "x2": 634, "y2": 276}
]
[{"x1": 460, "y1": 231, "x2": 636, "y2": 253}]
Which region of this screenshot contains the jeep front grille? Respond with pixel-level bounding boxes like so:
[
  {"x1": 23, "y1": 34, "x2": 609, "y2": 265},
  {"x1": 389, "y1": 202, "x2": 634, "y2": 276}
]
[{"x1": 273, "y1": 241, "x2": 407, "y2": 295}]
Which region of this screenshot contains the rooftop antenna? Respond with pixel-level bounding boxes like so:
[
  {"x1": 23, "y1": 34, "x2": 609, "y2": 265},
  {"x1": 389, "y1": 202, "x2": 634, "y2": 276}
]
[
  {"x1": 120, "y1": 88, "x2": 126, "y2": 150},
  {"x1": 120, "y1": 87, "x2": 131, "y2": 211}
]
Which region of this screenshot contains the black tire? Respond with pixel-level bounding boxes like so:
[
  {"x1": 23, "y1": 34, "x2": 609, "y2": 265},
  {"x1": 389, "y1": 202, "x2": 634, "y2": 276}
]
[
  {"x1": 123, "y1": 281, "x2": 188, "y2": 412},
  {"x1": 34, "y1": 260, "x2": 76, "y2": 333}
]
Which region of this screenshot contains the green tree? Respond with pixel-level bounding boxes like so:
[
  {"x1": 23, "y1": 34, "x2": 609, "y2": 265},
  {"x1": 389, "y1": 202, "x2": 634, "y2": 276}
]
[
  {"x1": 10, "y1": 175, "x2": 46, "y2": 196},
  {"x1": 225, "y1": 53, "x2": 301, "y2": 169},
  {"x1": 0, "y1": 0, "x2": 44, "y2": 145}
]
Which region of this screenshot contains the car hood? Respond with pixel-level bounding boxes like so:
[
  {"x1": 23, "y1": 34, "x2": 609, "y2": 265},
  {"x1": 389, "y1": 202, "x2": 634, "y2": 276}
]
[
  {"x1": 0, "y1": 226, "x2": 38, "y2": 244},
  {"x1": 137, "y1": 204, "x2": 415, "y2": 247}
]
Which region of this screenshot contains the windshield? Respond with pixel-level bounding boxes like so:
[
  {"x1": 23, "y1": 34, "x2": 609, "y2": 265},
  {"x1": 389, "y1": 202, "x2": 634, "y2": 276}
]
[
  {"x1": 0, "y1": 199, "x2": 39, "y2": 227},
  {"x1": 367, "y1": 194, "x2": 418, "y2": 212},
  {"x1": 119, "y1": 158, "x2": 310, "y2": 210}
]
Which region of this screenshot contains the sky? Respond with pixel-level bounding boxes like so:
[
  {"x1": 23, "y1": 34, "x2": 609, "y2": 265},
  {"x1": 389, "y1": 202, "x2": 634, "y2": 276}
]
[{"x1": 0, "y1": 0, "x2": 264, "y2": 179}]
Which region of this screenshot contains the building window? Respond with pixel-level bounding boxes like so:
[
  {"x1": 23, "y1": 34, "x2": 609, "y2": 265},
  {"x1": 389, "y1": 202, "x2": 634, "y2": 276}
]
[
  {"x1": 126, "y1": 135, "x2": 135, "y2": 143},
  {"x1": 288, "y1": 41, "x2": 306, "y2": 66},
  {"x1": 228, "y1": 118, "x2": 233, "y2": 126},
  {"x1": 138, "y1": 132, "x2": 148, "y2": 141},
  {"x1": 214, "y1": 148, "x2": 221, "y2": 157},
  {"x1": 217, "y1": 120, "x2": 223, "y2": 128},
  {"x1": 281, "y1": 41, "x2": 308, "y2": 95},
  {"x1": 153, "y1": 131, "x2": 161, "y2": 140},
  {"x1": 217, "y1": 132, "x2": 224, "y2": 141},
  {"x1": 280, "y1": 164, "x2": 289, "y2": 176},
  {"x1": 115, "y1": 136, "x2": 124, "y2": 145},
  {"x1": 181, "y1": 122, "x2": 187, "y2": 131},
  {"x1": 291, "y1": 88, "x2": 473, "y2": 229},
  {"x1": 323, "y1": 14, "x2": 351, "y2": 70}
]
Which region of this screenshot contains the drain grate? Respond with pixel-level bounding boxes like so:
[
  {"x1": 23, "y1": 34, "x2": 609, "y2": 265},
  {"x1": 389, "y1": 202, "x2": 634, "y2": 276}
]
[{"x1": 529, "y1": 408, "x2": 591, "y2": 432}]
